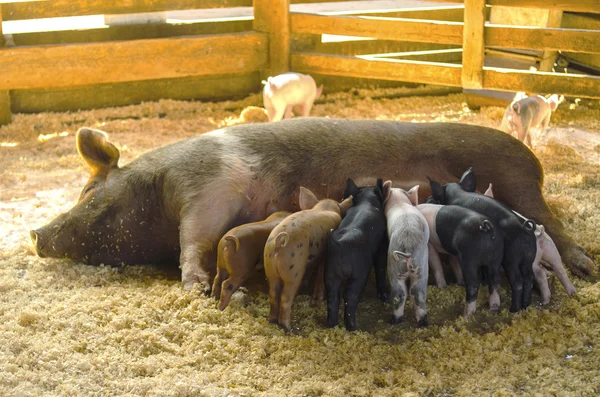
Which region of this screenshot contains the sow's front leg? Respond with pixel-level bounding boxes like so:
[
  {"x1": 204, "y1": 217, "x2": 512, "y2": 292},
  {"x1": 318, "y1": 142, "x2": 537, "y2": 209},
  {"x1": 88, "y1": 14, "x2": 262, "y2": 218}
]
[{"x1": 179, "y1": 186, "x2": 250, "y2": 292}]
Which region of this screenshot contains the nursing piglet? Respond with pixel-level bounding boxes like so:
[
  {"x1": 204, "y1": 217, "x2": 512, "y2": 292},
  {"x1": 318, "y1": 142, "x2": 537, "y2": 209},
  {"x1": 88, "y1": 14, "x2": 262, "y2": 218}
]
[
  {"x1": 500, "y1": 94, "x2": 564, "y2": 147},
  {"x1": 484, "y1": 183, "x2": 576, "y2": 301},
  {"x1": 325, "y1": 178, "x2": 387, "y2": 331},
  {"x1": 418, "y1": 204, "x2": 504, "y2": 318},
  {"x1": 428, "y1": 168, "x2": 538, "y2": 312},
  {"x1": 262, "y1": 72, "x2": 323, "y2": 122},
  {"x1": 383, "y1": 183, "x2": 430, "y2": 327},
  {"x1": 212, "y1": 211, "x2": 292, "y2": 310},
  {"x1": 264, "y1": 187, "x2": 353, "y2": 331}
]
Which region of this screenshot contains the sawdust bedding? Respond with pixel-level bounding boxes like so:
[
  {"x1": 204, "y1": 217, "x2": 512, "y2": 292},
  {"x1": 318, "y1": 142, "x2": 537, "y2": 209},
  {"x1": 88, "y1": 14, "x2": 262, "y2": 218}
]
[{"x1": 1, "y1": 88, "x2": 599, "y2": 396}]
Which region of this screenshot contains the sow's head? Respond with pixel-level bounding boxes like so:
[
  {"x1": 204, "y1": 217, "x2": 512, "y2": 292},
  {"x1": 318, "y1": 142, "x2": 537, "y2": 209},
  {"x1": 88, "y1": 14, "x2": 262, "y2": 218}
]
[{"x1": 30, "y1": 128, "x2": 178, "y2": 266}]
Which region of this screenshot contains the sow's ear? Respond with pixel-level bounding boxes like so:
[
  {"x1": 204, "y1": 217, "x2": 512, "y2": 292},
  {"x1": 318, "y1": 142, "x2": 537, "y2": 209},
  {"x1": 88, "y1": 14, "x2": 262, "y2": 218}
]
[
  {"x1": 343, "y1": 178, "x2": 359, "y2": 199},
  {"x1": 299, "y1": 186, "x2": 319, "y2": 210},
  {"x1": 76, "y1": 127, "x2": 120, "y2": 175},
  {"x1": 458, "y1": 167, "x2": 477, "y2": 192}
]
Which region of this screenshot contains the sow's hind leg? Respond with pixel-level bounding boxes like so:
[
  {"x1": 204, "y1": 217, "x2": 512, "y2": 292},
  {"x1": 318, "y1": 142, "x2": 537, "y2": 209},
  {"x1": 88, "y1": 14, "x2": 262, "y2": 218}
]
[{"x1": 481, "y1": 164, "x2": 596, "y2": 278}]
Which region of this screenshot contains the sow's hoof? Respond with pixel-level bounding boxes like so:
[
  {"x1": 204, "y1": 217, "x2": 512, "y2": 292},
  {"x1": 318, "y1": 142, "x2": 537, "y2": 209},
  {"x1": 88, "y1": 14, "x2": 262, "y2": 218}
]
[
  {"x1": 390, "y1": 316, "x2": 403, "y2": 325},
  {"x1": 417, "y1": 315, "x2": 429, "y2": 328},
  {"x1": 563, "y1": 245, "x2": 597, "y2": 279}
]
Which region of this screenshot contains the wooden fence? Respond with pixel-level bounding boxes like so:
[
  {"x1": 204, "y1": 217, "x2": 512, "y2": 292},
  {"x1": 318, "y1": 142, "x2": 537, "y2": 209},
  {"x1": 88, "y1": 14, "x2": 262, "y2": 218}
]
[{"x1": 1, "y1": 0, "x2": 599, "y2": 125}]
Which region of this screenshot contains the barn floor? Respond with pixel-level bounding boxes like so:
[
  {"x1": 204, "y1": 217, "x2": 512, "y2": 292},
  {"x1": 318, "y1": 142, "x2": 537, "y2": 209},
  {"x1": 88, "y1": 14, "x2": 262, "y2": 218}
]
[{"x1": 1, "y1": 89, "x2": 599, "y2": 396}]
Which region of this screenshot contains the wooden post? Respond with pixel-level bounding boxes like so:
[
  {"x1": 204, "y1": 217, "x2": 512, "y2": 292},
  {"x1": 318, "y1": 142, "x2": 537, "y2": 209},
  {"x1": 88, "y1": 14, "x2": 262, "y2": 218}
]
[
  {"x1": 462, "y1": 0, "x2": 486, "y2": 90},
  {"x1": 253, "y1": 0, "x2": 290, "y2": 78},
  {"x1": 538, "y1": 9, "x2": 563, "y2": 72},
  {"x1": 0, "y1": 6, "x2": 12, "y2": 125}
]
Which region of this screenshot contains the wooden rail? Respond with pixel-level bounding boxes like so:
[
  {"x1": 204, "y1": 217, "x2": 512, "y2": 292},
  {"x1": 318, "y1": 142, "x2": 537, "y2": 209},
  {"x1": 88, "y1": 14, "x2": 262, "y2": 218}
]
[
  {"x1": 291, "y1": 53, "x2": 463, "y2": 87},
  {"x1": 291, "y1": 13, "x2": 464, "y2": 45},
  {"x1": 0, "y1": 0, "x2": 349, "y2": 20},
  {"x1": 424, "y1": 0, "x2": 598, "y2": 13},
  {"x1": 0, "y1": 32, "x2": 267, "y2": 90}
]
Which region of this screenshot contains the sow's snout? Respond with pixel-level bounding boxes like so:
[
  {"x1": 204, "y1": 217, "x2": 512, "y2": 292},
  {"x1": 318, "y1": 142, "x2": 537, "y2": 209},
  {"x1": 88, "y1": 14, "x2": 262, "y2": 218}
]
[
  {"x1": 29, "y1": 211, "x2": 78, "y2": 260},
  {"x1": 29, "y1": 229, "x2": 45, "y2": 257}
]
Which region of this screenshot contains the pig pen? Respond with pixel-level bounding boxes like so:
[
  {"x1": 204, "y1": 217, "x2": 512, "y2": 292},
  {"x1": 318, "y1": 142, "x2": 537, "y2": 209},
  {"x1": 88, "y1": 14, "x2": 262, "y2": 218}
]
[{"x1": 1, "y1": 89, "x2": 599, "y2": 396}]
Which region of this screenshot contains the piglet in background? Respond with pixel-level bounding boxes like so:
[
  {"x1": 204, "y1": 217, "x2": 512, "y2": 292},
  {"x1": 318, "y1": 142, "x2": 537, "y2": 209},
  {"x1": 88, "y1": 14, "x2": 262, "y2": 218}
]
[
  {"x1": 262, "y1": 72, "x2": 323, "y2": 122},
  {"x1": 484, "y1": 183, "x2": 576, "y2": 302},
  {"x1": 383, "y1": 182, "x2": 430, "y2": 327},
  {"x1": 500, "y1": 94, "x2": 564, "y2": 148}
]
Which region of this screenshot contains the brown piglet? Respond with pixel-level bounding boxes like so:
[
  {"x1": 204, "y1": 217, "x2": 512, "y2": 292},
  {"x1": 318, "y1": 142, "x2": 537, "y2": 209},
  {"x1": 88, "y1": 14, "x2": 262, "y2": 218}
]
[
  {"x1": 212, "y1": 211, "x2": 292, "y2": 310},
  {"x1": 264, "y1": 187, "x2": 353, "y2": 331}
]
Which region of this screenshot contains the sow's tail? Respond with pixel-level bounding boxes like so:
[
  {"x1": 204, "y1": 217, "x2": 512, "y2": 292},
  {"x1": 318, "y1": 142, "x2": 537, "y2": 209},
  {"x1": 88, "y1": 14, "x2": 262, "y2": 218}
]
[{"x1": 223, "y1": 236, "x2": 240, "y2": 251}]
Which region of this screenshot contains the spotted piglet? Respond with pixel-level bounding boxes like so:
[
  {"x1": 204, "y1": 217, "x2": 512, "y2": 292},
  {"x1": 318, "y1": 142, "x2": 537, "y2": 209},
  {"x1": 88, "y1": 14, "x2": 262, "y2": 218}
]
[
  {"x1": 417, "y1": 203, "x2": 504, "y2": 318},
  {"x1": 212, "y1": 211, "x2": 292, "y2": 311},
  {"x1": 264, "y1": 187, "x2": 353, "y2": 331},
  {"x1": 383, "y1": 182, "x2": 430, "y2": 327}
]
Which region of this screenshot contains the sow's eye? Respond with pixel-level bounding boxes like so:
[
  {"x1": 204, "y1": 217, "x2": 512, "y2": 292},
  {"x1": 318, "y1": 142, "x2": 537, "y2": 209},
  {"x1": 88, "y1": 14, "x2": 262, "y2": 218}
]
[{"x1": 79, "y1": 182, "x2": 96, "y2": 201}]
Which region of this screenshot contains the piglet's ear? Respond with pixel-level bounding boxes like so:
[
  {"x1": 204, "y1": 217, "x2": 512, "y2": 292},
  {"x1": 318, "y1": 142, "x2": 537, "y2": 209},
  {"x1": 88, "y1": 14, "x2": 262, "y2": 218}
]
[
  {"x1": 77, "y1": 127, "x2": 120, "y2": 176},
  {"x1": 406, "y1": 185, "x2": 419, "y2": 206},
  {"x1": 344, "y1": 178, "x2": 359, "y2": 199},
  {"x1": 375, "y1": 178, "x2": 384, "y2": 201},
  {"x1": 382, "y1": 180, "x2": 392, "y2": 203},
  {"x1": 299, "y1": 187, "x2": 319, "y2": 210},
  {"x1": 428, "y1": 177, "x2": 445, "y2": 203},
  {"x1": 484, "y1": 183, "x2": 494, "y2": 198},
  {"x1": 459, "y1": 168, "x2": 477, "y2": 192},
  {"x1": 338, "y1": 195, "x2": 353, "y2": 215}
]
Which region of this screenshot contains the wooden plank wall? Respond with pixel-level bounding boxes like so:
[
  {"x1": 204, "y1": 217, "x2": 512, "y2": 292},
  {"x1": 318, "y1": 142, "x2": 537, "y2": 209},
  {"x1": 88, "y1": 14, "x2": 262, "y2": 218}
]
[
  {"x1": 1, "y1": 0, "x2": 599, "y2": 124},
  {"x1": 290, "y1": 0, "x2": 600, "y2": 99}
]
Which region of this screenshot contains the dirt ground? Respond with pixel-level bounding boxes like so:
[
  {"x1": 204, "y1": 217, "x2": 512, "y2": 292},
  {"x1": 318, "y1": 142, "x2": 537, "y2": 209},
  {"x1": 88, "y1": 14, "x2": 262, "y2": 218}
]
[{"x1": 1, "y1": 89, "x2": 599, "y2": 396}]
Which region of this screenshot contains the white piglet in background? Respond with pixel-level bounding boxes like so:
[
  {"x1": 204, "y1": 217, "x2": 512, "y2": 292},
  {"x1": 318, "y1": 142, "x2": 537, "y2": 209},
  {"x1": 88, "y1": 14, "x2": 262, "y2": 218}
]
[
  {"x1": 500, "y1": 93, "x2": 564, "y2": 148},
  {"x1": 262, "y1": 72, "x2": 323, "y2": 122}
]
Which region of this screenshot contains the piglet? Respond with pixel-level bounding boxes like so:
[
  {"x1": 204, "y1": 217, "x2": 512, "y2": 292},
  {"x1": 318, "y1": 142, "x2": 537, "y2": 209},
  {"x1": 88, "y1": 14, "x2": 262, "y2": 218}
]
[
  {"x1": 262, "y1": 72, "x2": 323, "y2": 122},
  {"x1": 484, "y1": 183, "x2": 576, "y2": 301},
  {"x1": 326, "y1": 178, "x2": 387, "y2": 331},
  {"x1": 500, "y1": 94, "x2": 564, "y2": 148},
  {"x1": 212, "y1": 211, "x2": 292, "y2": 310},
  {"x1": 383, "y1": 182, "x2": 430, "y2": 327},
  {"x1": 264, "y1": 187, "x2": 353, "y2": 331},
  {"x1": 418, "y1": 203, "x2": 504, "y2": 318},
  {"x1": 428, "y1": 168, "x2": 538, "y2": 313}
]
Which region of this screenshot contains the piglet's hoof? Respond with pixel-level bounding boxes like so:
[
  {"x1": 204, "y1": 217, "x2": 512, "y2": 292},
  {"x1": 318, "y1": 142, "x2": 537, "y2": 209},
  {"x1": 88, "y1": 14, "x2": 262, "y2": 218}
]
[
  {"x1": 390, "y1": 316, "x2": 403, "y2": 325},
  {"x1": 182, "y1": 280, "x2": 211, "y2": 295},
  {"x1": 417, "y1": 316, "x2": 428, "y2": 328},
  {"x1": 377, "y1": 292, "x2": 389, "y2": 303}
]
